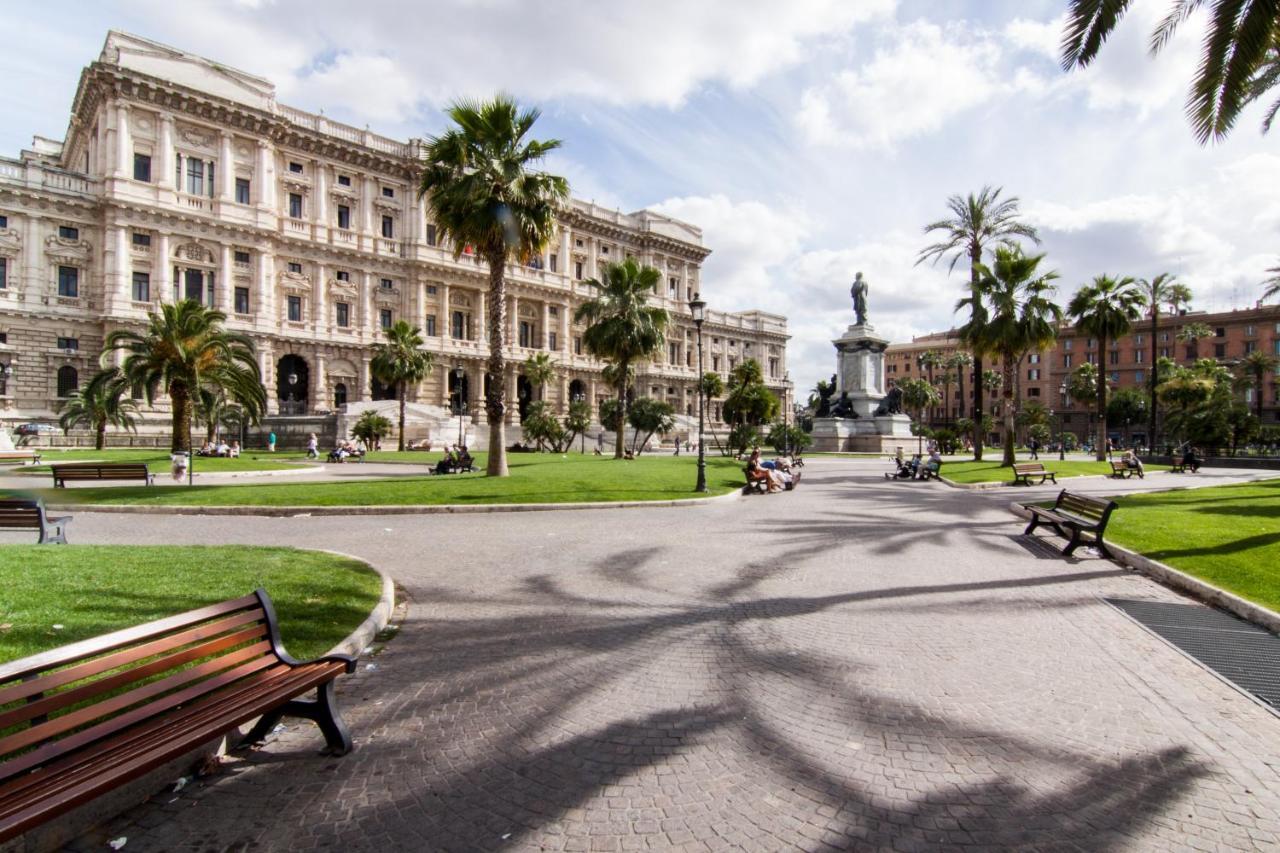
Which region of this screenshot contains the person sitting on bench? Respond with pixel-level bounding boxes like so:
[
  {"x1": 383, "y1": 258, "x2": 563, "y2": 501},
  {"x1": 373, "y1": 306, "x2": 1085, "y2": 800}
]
[
  {"x1": 915, "y1": 446, "x2": 942, "y2": 479},
  {"x1": 1181, "y1": 446, "x2": 1202, "y2": 473},
  {"x1": 1121, "y1": 449, "x2": 1145, "y2": 478},
  {"x1": 746, "y1": 449, "x2": 780, "y2": 492}
]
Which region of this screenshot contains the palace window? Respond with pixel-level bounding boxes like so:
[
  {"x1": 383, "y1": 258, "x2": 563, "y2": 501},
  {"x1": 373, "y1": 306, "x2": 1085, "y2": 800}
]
[
  {"x1": 426, "y1": 285, "x2": 437, "y2": 295},
  {"x1": 234, "y1": 250, "x2": 250, "y2": 264},
  {"x1": 1133, "y1": 334, "x2": 1144, "y2": 345},
  {"x1": 287, "y1": 295, "x2": 302, "y2": 322},
  {"x1": 549, "y1": 332, "x2": 557, "y2": 350},
  {"x1": 0, "y1": 215, "x2": 7, "y2": 227},
  {"x1": 288, "y1": 193, "x2": 303, "y2": 219},
  {"x1": 131, "y1": 271, "x2": 150, "y2": 302},
  {"x1": 425, "y1": 314, "x2": 436, "y2": 336},
  {"x1": 0, "y1": 258, "x2": 6, "y2": 289},
  {"x1": 336, "y1": 302, "x2": 350, "y2": 327},
  {"x1": 131, "y1": 232, "x2": 150, "y2": 247},
  {"x1": 574, "y1": 337, "x2": 582, "y2": 355},
  {"x1": 57, "y1": 337, "x2": 78, "y2": 350},
  {"x1": 574, "y1": 261, "x2": 583, "y2": 280},
  {"x1": 1214, "y1": 343, "x2": 1226, "y2": 358},
  {"x1": 59, "y1": 226, "x2": 79, "y2": 240},
  {"x1": 337, "y1": 205, "x2": 351, "y2": 230},
  {"x1": 184, "y1": 157, "x2": 212, "y2": 196},
  {"x1": 1063, "y1": 354, "x2": 1072, "y2": 368},
  {"x1": 287, "y1": 262, "x2": 302, "y2": 274},
  {"x1": 426, "y1": 224, "x2": 437, "y2": 246},
  {"x1": 235, "y1": 178, "x2": 250, "y2": 204},
  {"x1": 234, "y1": 287, "x2": 250, "y2": 314},
  {"x1": 381, "y1": 215, "x2": 394, "y2": 238},
  {"x1": 379, "y1": 309, "x2": 392, "y2": 329},
  {"x1": 334, "y1": 383, "x2": 347, "y2": 407},
  {"x1": 56, "y1": 365, "x2": 78, "y2": 398},
  {"x1": 335, "y1": 270, "x2": 350, "y2": 282},
  {"x1": 380, "y1": 278, "x2": 393, "y2": 290},
  {"x1": 1245, "y1": 340, "x2": 1257, "y2": 354},
  {"x1": 1135, "y1": 350, "x2": 1144, "y2": 363},
  {"x1": 669, "y1": 342, "x2": 678, "y2": 363},
  {"x1": 337, "y1": 174, "x2": 351, "y2": 187},
  {"x1": 288, "y1": 162, "x2": 303, "y2": 174},
  {"x1": 549, "y1": 254, "x2": 557, "y2": 273},
  {"x1": 133, "y1": 153, "x2": 151, "y2": 182},
  {"x1": 451, "y1": 311, "x2": 466, "y2": 339},
  {"x1": 175, "y1": 267, "x2": 213, "y2": 306},
  {"x1": 1028, "y1": 368, "x2": 1040, "y2": 380},
  {"x1": 519, "y1": 321, "x2": 532, "y2": 348},
  {"x1": 381, "y1": 186, "x2": 395, "y2": 198},
  {"x1": 1063, "y1": 339, "x2": 1073, "y2": 351},
  {"x1": 1215, "y1": 327, "x2": 1226, "y2": 337},
  {"x1": 57, "y1": 265, "x2": 79, "y2": 297}
]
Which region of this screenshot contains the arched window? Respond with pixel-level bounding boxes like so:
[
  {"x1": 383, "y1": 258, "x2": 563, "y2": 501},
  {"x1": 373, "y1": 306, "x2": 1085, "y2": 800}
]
[
  {"x1": 333, "y1": 383, "x2": 347, "y2": 409},
  {"x1": 57, "y1": 365, "x2": 78, "y2": 398}
]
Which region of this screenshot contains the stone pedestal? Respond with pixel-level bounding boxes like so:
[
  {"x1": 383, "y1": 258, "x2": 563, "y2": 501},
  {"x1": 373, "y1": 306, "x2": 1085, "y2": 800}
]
[{"x1": 812, "y1": 320, "x2": 913, "y2": 452}]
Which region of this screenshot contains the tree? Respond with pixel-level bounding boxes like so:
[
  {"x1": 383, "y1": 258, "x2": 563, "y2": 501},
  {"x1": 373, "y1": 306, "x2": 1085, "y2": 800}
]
[
  {"x1": 576, "y1": 258, "x2": 669, "y2": 459},
  {"x1": 351, "y1": 409, "x2": 392, "y2": 449},
  {"x1": 520, "y1": 401, "x2": 562, "y2": 451},
  {"x1": 1016, "y1": 400, "x2": 1052, "y2": 444},
  {"x1": 766, "y1": 422, "x2": 812, "y2": 454},
  {"x1": 723, "y1": 359, "x2": 780, "y2": 428},
  {"x1": 917, "y1": 186, "x2": 1039, "y2": 460},
  {"x1": 1067, "y1": 275, "x2": 1147, "y2": 460},
  {"x1": 58, "y1": 368, "x2": 139, "y2": 450},
  {"x1": 1061, "y1": 0, "x2": 1280, "y2": 143},
  {"x1": 1238, "y1": 349, "x2": 1280, "y2": 421},
  {"x1": 1177, "y1": 322, "x2": 1214, "y2": 360},
  {"x1": 419, "y1": 95, "x2": 570, "y2": 477},
  {"x1": 1140, "y1": 273, "x2": 1190, "y2": 450},
  {"x1": 964, "y1": 246, "x2": 1063, "y2": 465},
  {"x1": 1159, "y1": 358, "x2": 1235, "y2": 448},
  {"x1": 898, "y1": 377, "x2": 942, "y2": 451},
  {"x1": 104, "y1": 300, "x2": 266, "y2": 452},
  {"x1": 726, "y1": 423, "x2": 762, "y2": 458},
  {"x1": 1262, "y1": 260, "x2": 1280, "y2": 302},
  {"x1": 194, "y1": 386, "x2": 246, "y2": 444},
  {"x1": 370, "y1": 321, "x2": 434, "y2": 452},
  {"x1": 1067, "y1": 362, "x2": 1100, "y2": 407},
  {"x1": 1107, "y1": 386, "x2": 1150, "y2": 445},
  {"x1": 945, "y1": 351, "x2": 974, "y2": 425},
  {"x1": 598, "y1": 399, "x2": 624, "y2": 436},
  {"x1": 563, "y1": 399, "x2": 592, "y2": 452},
  {"x1": 522, "y1": 352, "x2": 557, "y2": 402},
  {"x1": 627, "y1": 397, "x2": 676, "y2": 454}
]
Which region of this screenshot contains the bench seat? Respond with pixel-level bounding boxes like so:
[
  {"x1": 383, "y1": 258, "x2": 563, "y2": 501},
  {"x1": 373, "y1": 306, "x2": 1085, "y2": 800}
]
[
  {"x1": 0, "y1": 498, "x2": 70, "y2": 544},
  {"x1": 50, "y1": 462, "x2": 153, "y2": 488},
  {"x1": 1022, "y1": 489, "x2": 1118, "y2": 558},
  {"x1": 1109, "y1": 461, "x2": 1144, "y2": 479},
  {"x1": 1012, "y1": 463, "x2": 1056, "y2": 486}
]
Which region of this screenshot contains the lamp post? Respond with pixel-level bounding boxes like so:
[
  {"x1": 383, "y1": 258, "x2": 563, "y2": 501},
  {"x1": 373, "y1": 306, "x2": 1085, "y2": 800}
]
[
  {"x1": 1058, "y1": 381, "x2": 1068, "y2": 460},
  {"x1": 573, "y1": 392, "x2": 586, "y2": 453},
  {"x1": 453, "y1": 364, "x2": 465, "y2": 446},
  {"x1": 690, "y1": 292, "x2": 707, "y2": 493},
  {"x1": 782, "y1": 371, "x2": 791, "y2": 457}
]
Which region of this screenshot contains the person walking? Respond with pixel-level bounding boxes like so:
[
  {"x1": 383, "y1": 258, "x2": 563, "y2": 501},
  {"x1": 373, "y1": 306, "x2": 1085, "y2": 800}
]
[
  {"x1": 267, "y1": 430, "x2": 277, "y2": 452},
  {"x1": 1028, "y1": 437, "x2": 1040, "y2": 460},
  {"x1": 306, "y1": 433, "x2": 318, "y2": 459},
  {"x1": 673, "y1": 436, "x2": 681, "y2": 456}
]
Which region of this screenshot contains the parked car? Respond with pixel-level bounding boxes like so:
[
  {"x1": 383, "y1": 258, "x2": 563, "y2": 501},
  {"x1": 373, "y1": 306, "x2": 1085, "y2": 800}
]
[{"x1": 14, "y1": 423, "x2": 57, "y2": 436}]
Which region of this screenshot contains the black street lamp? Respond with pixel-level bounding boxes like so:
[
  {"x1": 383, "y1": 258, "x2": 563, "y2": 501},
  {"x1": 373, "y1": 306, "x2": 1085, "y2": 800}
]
[
  {"x1": 690, "y1": 292, "x2": 707, "y2": 493},
  {"x1": 572, "y1": 391, "x2": 586, "y2": 453},
  {"x1": 453, "y1": 364, "x2": 465, "y2": 446},
  {"x1": 782, "y1": 370, "x2": 791, "y2": 457},
  {"x1": 1058, "y1": 381, "x2": 1068, "y2": 460}
]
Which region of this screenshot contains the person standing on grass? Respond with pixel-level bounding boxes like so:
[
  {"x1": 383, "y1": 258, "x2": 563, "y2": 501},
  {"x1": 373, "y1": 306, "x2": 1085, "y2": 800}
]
[
  {"x1": 306, "y1": 433, "x2": 318, "y2": 459},
  {"x1": 268, "y1": 430, "x2": 277, "y2": 452}
]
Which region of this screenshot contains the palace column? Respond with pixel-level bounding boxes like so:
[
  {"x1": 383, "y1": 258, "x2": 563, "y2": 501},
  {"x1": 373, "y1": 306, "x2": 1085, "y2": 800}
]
[
  {"x1": 255, "y1": 140, "x2": 275, "y2": 208},
  {"x1": 313, "y1": 261, "x2": 328, "y2": 335},
  {"x1": 360, "y1": 356, "x2": 372, "y2": 402},
  {"x1": 219, "y1": 244, "x2": 234, "y2": 314},
  {"x1": 156, "y1": 234, "x2": 171, "y2": 303},
  {"x1": 114, "y1": 103, "x2": 131, "y2": 178},
  {"x1": 439, "y1": 283, "x2": 450, "y2": 338},
  {"x1": 313, "y1": 161, "x2": 327, "y2": 230},
  {"x1": 475, "y1": 286, "x2": 487, "y2": 345},
  {"x1": 542, "y1": 301, "x2": 551, "y2": 349},
  {"x1": 359, "y1": 272, "x2": 374, "y2": 340},
  {"x1": 158, "y1": 115, "x2": 175, "y2": 193},
  {"x1": 255, "y1": 250, "x2": 273, "y2": 325},
  {"x1": 218, "y1": 132, "x2": 234, "y2": 200},
  {"x1": 312, "y1": 353, "x2": 326, "y2": 414}
]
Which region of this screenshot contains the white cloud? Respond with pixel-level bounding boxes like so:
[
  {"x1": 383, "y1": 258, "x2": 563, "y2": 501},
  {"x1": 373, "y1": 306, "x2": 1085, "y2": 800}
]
[
  {"x1": 283, "y1": 54, "x2": 419, "y2": 123},
  {"x1": 1003, "y1": 15, "x2": 1065, "y2": 60},
  {"x1": 796, "y1": 21, "x2": 1004, "y2": 150}
]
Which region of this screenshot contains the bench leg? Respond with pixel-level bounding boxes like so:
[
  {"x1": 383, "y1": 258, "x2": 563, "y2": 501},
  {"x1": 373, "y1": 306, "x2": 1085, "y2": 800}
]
[
  {"x1": 39, "y1": 522, "x2": 67, "y2": 545},
  {"x1": 1023, "y1": 516, "x2": 1041, "y2": 536},
  {"x1": 280, "y1": 680, "x2": 353, "y2": 756},
  {"x1": 240, "y1": 708, "x2": 287, "y2": 747},
  {"x1": 1062, "y1": 528, "x2": 1084, "y2": 557}
]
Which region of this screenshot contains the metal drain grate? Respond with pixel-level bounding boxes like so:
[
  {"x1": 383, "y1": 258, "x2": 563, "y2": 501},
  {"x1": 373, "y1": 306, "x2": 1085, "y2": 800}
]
[{"x1": 1105, "y1": 598, "x2": 1280, "y2": 710}]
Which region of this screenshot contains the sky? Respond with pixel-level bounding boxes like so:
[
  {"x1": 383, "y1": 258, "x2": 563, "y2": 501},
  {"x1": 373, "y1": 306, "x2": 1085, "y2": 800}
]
[{"x1": 1, "y1": 0, "x2": 1277, "y2": 395}]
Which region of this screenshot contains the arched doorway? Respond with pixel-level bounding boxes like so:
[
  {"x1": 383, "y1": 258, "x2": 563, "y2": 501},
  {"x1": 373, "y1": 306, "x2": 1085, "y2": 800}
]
[
  {"x1": 516, "y1": 375, "x2": 533, "y2": 420},
  {"x1": 57, "y1": 365, "x2": 78, "y2": 398},
  {"x1": 333, "y1": 383, "x2": 348, "y2": 409},
  {"x1": 568, "y1": 378, "x2": 585, "y2": 403},
  {"x1": 448, "y1": 371, "x2": 469, "y2": 413},
  {"x1": 276, "y1": 355, "x2": 308, "y2": 415}
]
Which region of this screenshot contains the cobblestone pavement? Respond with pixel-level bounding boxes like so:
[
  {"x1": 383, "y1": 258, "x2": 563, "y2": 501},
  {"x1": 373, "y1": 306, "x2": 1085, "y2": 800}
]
[{"x1": 56, "y1": 460, "x2": 1280, "y2": 851}]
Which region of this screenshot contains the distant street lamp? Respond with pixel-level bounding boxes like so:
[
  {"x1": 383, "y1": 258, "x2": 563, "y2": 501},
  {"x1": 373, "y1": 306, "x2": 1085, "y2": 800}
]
[
  {"x1": 1058, "y1": 381, "x2": 1068, "y2": 460},
  {"x1": 690, "y1": 292, "x2": 707, "y2": 493},
  {"x1": 572, "y1": 391, "x2": 586, "y2": 453},
  {"x1": 782, "y1": 371, "x2": 792, "y2": 457},
  {"x1": 453, "y1": 364, "x2": 465, "y2": 446}
]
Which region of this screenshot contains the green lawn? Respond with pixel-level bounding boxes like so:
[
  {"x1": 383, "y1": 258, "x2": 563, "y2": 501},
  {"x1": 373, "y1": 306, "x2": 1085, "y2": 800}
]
[
  {"x1": 13, "y1": 448, "x2": 304, "y2": 474},
  {"x1": 1106, "y1": 480, "x2": 1280, "y2": 613},
  {"x1": 0, "y1": 545, "x2": 382, "y2": 663},
  {"x1": 33, "y1": 454, "x2": 745, "y2": 507},
  {"x1": 943, "y1": 459, "x2": 1168, "y2": 484}
]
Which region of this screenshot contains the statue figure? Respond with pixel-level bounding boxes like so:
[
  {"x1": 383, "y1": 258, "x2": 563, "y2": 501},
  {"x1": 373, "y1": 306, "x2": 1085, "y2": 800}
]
[
  {"x1": 830, "y1": 392, "x2": 858, "y2": 419},
  {"x1": 814, "y1": 373, "x2": 837, "y2": 418},
  {"x1": 851, "y1": 272, "x2": 869, "y2": 326},
  {"x1": 874, "y1": 385, "x2": 903, "y2": 416}
]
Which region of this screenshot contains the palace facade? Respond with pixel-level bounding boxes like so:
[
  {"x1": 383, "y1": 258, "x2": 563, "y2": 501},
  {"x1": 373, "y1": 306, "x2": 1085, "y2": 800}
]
[{"x1": 0, "y1": 32, "x2": 789, "y2": 439}]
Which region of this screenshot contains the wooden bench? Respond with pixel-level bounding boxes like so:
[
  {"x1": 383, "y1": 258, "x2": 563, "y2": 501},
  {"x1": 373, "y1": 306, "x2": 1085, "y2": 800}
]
[
  {"x1": 50, "y1": 462, "x2": 153, "y2": 488},
  {"x1": 1012, "y1": 462, "x2": 1057, "y2": 486},
  {"x1": 0, "y1": 590, "x2": 356, "y2": 843},
  {"x1": 1109, "y1": 460, "x2": 1144, "y2": 479},
  {"x1": 0, "y1": 450, "x2": 41, "y2": 465},
  {"x1": 917, "y1": 460, "x2": 943, "y2": 481},
  {"x1": 1022, "y1": 490, "x2": 1118, "y2": 558},
  {"x1": 744, "y1": 464, "x2": 770, "y2": 494},
  {"x1": 0, "y1": 498, "x2": 70, "y2": 544}
]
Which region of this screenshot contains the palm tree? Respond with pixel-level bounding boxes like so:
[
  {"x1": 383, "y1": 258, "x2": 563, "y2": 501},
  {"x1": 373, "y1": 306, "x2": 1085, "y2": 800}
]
[
  {"x1": 194, "y1": 386, "x2": 246, "y2": 444},
  {"x1": 575, "y1": 258, "x2": 669, "y2": 459},
  {"x1": 1248, "y1": 32, "x2": 1280, "y2": 133},
  {"x1": 1177, "y1": 322, "x2": 1214, "y2": 360},
  {"x1": 1263, "y1": 261, "x2": 1280, "y2": 302},
  {"x1": 966, "y1": 246, "x2": 1063, "y2": 466},
  {"x1": 1060, "y1": 0, "x2": 1280, "y2": 143},
  {"x1": 521, "y1": 352, "x2": 557, "y2": 403},
  {"x1": 1140, "y1": 273, "x2": 1191, "y2": 450},
  {"x1": 898, "y1": 378, "x2": 941, "y2": 453},
  {"x1": 370, "y1": 320, "x2": 434, "y2": 452},
  {"x1": 917, "y1": 186, "x2": 1040, "y2": 460},
  {"x1": 1067, "y1": 275, "x2": 1148, "y2": 460},
  {"x1": 946, "y1": 351, "x2": 974, "y2": 425},
  {"x1": 104, "y1": 300, "x2": 265, "y2": 452},
  {"x1": 419, "y1": 95, "x2": 570, "y2": 477},
  {"x1": 58, "y1": 368, "x2": 139, "y2": 450},
  {"x1": 918, "y1": 350, "x2": 945, "y2": 425},
  {"x1": 1239, "y1": 349, "x2": 1280, "y2": 421}
]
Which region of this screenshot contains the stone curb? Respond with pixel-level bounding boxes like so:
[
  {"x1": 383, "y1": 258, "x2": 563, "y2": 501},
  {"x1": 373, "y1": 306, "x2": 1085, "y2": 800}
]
[
  {"x1": 320, "y1": 550, "x2": 396, "y2": 657},
  {"x1": 1006, "y1": 501, "x2": 1280, "y2": 636},
  {"x1": 55, "y1": 489, "x2": 743, "y2": 517}
]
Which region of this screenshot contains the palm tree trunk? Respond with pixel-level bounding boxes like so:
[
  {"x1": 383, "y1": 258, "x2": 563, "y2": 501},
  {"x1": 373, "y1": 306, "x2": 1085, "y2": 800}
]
[
  {"x1": 170, "y1": 385, "x2": 191, "y2": 453},
  {"x1": 1148, "y1": 307, "x2": 1159, "y2": 452},
  {"x1": 615, "y1": 363, "x2": 629, "y2": 459},
  {"x1": 397, "y1": 382, "x2": 407, "y2": 452},
  {"x1": 956, "y1": 369, "x2": 966, "y2": 437},
  {"x1": 1095, "y1": 334, "x2": 1108, "y2": 462},
  {"x1": 1003, "y1": 355, "x2": 1019, "y2": 466},
  {"x1": 969, "y1": 250, "x2": 984, "y2": 461},
  {"x1": 485, "y1": 251, "x2": 509, "y2": 477},
  {"x1": 96, "y1": 421, "x2": 107, "y2": 451}
]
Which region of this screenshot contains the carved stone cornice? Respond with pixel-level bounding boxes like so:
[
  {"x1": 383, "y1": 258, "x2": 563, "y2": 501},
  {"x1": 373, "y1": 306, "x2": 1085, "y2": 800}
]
[
  {"x1": 278, "y1": 270, "x2": 312, "y2": 294},
  {"x1": 0, "y1": 228, "x2": 21, "y2": 255},
  {"x1": 44, "y1": 235, "x2": 92, "y2": 263}
]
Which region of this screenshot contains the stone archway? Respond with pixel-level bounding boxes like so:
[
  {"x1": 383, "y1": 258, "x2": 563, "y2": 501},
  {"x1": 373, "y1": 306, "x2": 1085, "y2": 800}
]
[
  {"x1": 277, "y1": 354, "x2": 308, "y2": 414},
  {"x1": 568, "y1": 378, "x2": 586, "y2": 402},
  {"x1": 448, "y1": 370, "x2": 470, "y2": 413}
]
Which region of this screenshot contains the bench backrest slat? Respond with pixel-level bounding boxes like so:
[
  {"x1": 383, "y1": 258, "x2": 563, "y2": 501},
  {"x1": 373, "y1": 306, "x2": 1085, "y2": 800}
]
[
  {"x1": 1013, "y1": 463, "x2": 1045, "y2": 473},
  {"x1": 1053, "y1": 490, "x2": 1116, "y2": 523}
]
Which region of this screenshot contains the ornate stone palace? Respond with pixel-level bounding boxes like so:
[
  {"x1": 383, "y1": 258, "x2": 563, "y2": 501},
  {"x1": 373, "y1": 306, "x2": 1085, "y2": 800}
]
[{"x1": 0, "y1": 31, "x2": 789, "y2": 441}]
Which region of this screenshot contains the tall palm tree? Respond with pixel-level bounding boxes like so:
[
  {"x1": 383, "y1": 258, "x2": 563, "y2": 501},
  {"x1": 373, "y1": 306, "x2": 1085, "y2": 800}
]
[
  {"x1": 965, "y1": 246, "x2": 1063, "y2": 466},
  {"x1": 1067, "y1": 275, "x2": 1148, "y2": 461},
  {"x1": 1060, "y1": 0, "x2": 1280, "y2": 143},
  {"x1": 194, "y1": 386, "x2": 246, "y2": 444},
  {"x1": 917, "y1": 186, "x2": 1040, "y2": 460},
  {"x1": 575, "y1": 258, "x2": 669, "y2": 459},
  {"x1": 1239, "y1": 349, "x2": 1280, "y2": 421},
  {"x1": 370, "y1": 321, "x2": 434, "y2": 452},
  {"x1": 58, "y1": 368, "x2": 139, "y2": 450},
  {"x1": 1263, "y1": 260, "x2": 1280, "y2": 302},
  {"x1": 918, "y1": 350, "x2": 945, "y2": 426},
  {"x1": 1140, "y1": 273, "x2": 1191, "y2": 450},
  {"x1": 104, "y1": 300, "x2": 265, "y2": 452},
  {"x1": 419, "y1": 95, "x2": 570, "y2": 477},
  {"x1": 946, "y1": 351, "x2": 974, "y2": 426},
  {"x1": 1178, "y1": 322, "x2": 1214, "y2": 360},
  {"x1": 522, "y1": 351, "x2": 557, "y2": 403}
]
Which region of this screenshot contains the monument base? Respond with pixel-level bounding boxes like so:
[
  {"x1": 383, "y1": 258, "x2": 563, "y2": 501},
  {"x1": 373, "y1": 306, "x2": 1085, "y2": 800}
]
[{"x1": 810, "y1": 415, "x2": 914, "y2": 453}]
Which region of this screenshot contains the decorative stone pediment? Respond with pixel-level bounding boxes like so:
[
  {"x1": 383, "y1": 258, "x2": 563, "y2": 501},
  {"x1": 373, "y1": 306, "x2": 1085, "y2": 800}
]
[
  {"x1": 102, "y1": 31, "x2": 277, "y2": 113},
  {"x1": 449, "y1": 292, "x2": 472, "y2": 309},
  {"x1": 329, "y1": 277, "x2": 358, "y2": 297},
  {"x1": 282, "y1": 176, "x2": 311, "y2": 194},
  {"x1": 372, "y1": 196, "x2": 399, "y2": 213},
  {"x1": 329, "y1": 358, "x2": 357, "y2": 378},
  {"x1": 0, "y1": 228, "x2": 20, "y2": 254},
  {"x1": 278, "y1": 270, "x2": 312, "y2": 294},
  {"x1": 44, "y1": 235, "x2": 91, "y2": 263},
  {"x1": 374, "y1": 285, "x2": 400, "y2": 303},
  {"x1": 176, "y1": 242, "x2": 215, "y2": 265},
  {"x1": 177, "y1": 124, "x2": 216, "y2": 151}
]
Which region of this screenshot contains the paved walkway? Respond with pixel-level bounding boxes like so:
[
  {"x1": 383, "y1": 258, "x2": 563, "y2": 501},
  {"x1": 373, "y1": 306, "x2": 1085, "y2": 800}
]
[{"x1": 55, "y1": 460, "x2": 1280, "y2": 851}]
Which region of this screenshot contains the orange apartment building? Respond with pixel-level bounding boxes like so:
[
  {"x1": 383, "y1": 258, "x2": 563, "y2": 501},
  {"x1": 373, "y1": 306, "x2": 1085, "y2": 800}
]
[{"x1": 884, "y1": 304, "x2": 1280, "y2": 446}]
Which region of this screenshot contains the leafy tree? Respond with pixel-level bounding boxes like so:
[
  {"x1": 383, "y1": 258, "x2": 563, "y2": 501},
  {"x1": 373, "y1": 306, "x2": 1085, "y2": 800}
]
[
  {"x1": 194, "y1": 386, "x2": 247, "y2": 444},
  {"x1": 1159, "y1": 359, "x2": 1234, "y2": 448},
  {"x1": 917, "y1": 186, "x2": 1039, "y2": 460},
  {"x1": 723, "y1": 359, "x2": 779, "y2": 428},
  {"x1": 1238, "y1": 349, "x2": 1280, "y2": 421},
  {"x1": 1227, "y1": 403, "x2": 1261, "y2": 454},
  {"x1": 1264, "y1": 260, "x2": 1280, "y2": 302},
  {"x1": 945, "y1": 351, "x2": 974, "y2": 423},
  {"x1": 576, "y1": 258, "x2": 669, "y2": 459},
  {"x1": 699, "y1": 371, "x2": 726, "y2": 418},
  {"x1": 598, "y1": 398, "x2": 624, "y2": 434},
  {"x1": 1067, "y1": 362, "x2": 1099, "y2": 405},
  {"x1": 766, "y1": 422, "x2": 812, "y2": 454},
  {"x1": 351, "y1": 410, "x2": 392, "y2": 449},
  {"x1": 103, "y1": 300, "x2": 265, "y2": 452},
  {"x1": 1027, "y1": 423, "x2": 1053, "y2": 448},
  {"x1": 1106, "y1": 387, "x2": 1150, "y2": 442},
  {"x1": 1177, "y1": 321, "x2": 1214, "y2": 360},
  {"x1": 562, "y1": 399, "x2": 593, "y2": 452},
  {"x1": 963, "y1": 246, "x2": 1062, "y2": 465},
  {"x1": 1060, "y1": 0, "x2": 1280, "y2": 143},
  {"x1": 726, "y1": 423, "x2": 762, "y2": 458},
  {"x1": 419, "y1": 95, "x2": 570, "y2": 477},
  {"x1": 58, "y1": 368, "x2": 139, "y2": 450},
  {"x1": 627, "y1": 397, "x2": 675, "y2": 454},
  {"x1": 522, "y1": 352, "x2": 557, "y2": 401},
  {"x1": 520, "y1": 400, "x2": 562, "y2": 451},
  {"x1": 1068, "y1": 274, "x2": 1147, "y2": 460},
  {"x1": 898, "y1": 377, "x2": 942, "y2": 448},
  {"x1": 370, "y1": 321, "x2": 434, "y2": 452},
  {"x1": 1016, "y1": 400, "x2": 1052, "y2": 431},
  {"x1": 1140, "y1": 273, "x2": 1190, "y2": 449}
]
